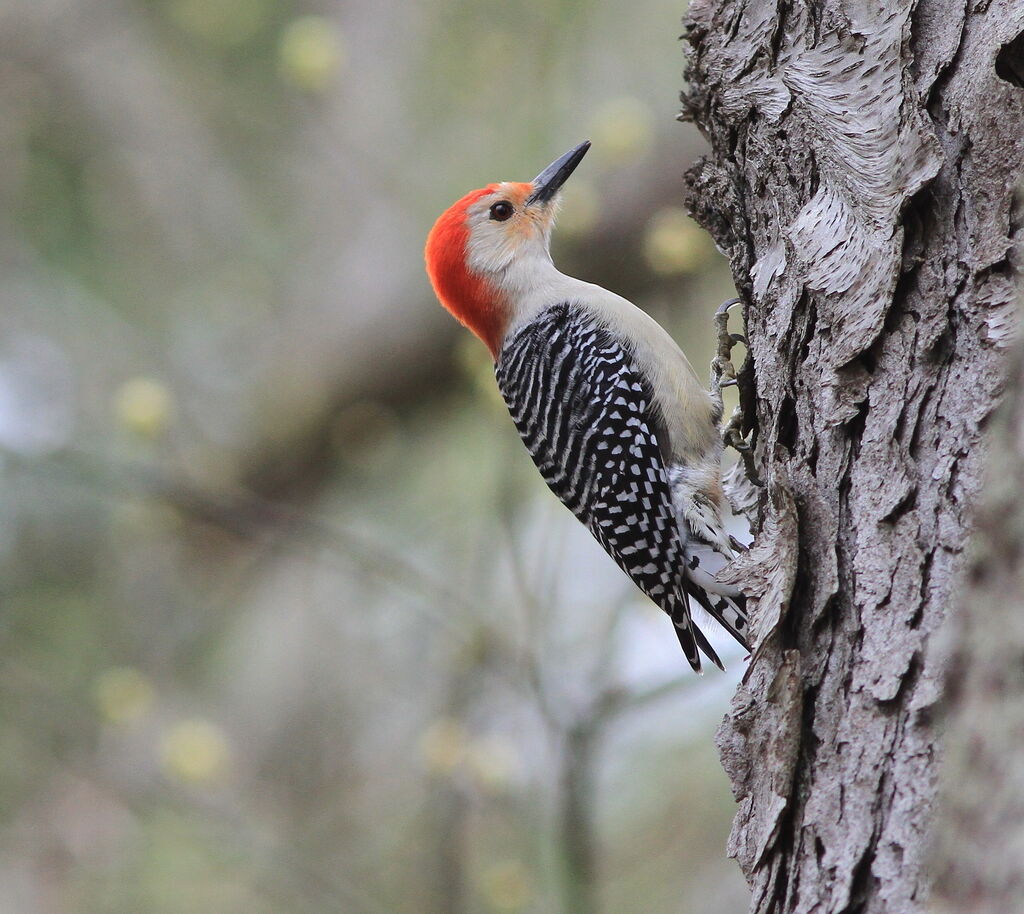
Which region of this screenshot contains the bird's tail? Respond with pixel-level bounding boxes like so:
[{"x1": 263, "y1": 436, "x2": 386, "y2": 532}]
[
  {"x1": 686, "y1": 583, "x2": 751, "y2": 653},
  {"x1": 670, "y1": 589, "x2": 725, "y2": 673},
  {"x1": 680, "y1": 535, "x2": 752, "y2": 653}
]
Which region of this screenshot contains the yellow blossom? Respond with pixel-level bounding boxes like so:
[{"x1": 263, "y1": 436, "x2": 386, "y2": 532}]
[
  {"x1": 589, "y1": 97, "x2": 655, "y2": 164},
  {"x1": 642, "y1": 207, "x2": 713, "y2": 275},
  {"x1": 464, "y1": 735, "x2": 519, "y2": 793},
  {"x1": 162, "y1": 719, "x2": 230, "y2": 784},
  {"x1": 556, "y1": 179, "x2": 600, "y2": 238},
  {"x1": 115, "y1": 377, "x2": 172, "y2": 439},
  {"x1": 278, "y1": 17, "x2": 345, "y2": 92}
]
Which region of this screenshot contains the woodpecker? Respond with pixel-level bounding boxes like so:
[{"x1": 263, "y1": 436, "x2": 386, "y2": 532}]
[{"x1": 424, "y1": 141, "x2": 750, "y2": 672}]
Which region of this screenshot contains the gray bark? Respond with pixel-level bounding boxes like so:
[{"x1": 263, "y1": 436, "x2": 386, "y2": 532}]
[
  {"x1": 681, "y1": 2, "x2": 1024, "y2": 913},
  {"x1": 929, "y1": 334, "x2": 1024, "y2": 912}
]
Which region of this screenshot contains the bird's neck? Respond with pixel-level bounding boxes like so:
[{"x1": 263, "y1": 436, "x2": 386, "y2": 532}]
[
  {"x1": 498, "y1": 261, "x2": 591, "y2": 340},
  {"x1": 454, "y1": 287, "x2": 509, "y2": 360},
  {"x1": 427, "y1": 254, "x2": 508, "y2": 359},
  {"x1": 440, "y1": 253, "x2": 575, "y2": 360}
]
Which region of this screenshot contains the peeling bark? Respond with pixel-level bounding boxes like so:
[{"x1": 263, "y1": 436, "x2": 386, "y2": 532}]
[{"x1": 681, "y1": 2, "x2": 1024, "y2": 912}]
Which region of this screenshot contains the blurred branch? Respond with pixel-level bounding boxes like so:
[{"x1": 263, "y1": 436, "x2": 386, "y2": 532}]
[
  {"x1": 7, "y1": 447, "x2": 479, "y2": 642},
  {"x1": 423, "y1": 665, "x2": 485, "y2": 914},
  {"x1": 555, "y1": 669, "x2": 702, "y2": 912},
  {"x1": 560, "y1": 718, "x2": 599, "y2": 914},
  {"x1": 592, "y1": 673, "x2": 701, "y2": 724}
]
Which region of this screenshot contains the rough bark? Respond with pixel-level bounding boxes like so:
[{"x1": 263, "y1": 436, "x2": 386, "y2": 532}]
[
  {"x1": 681, "y1": 2, "x2": 1024, "y2": 913},
  {"x1": 929, "y1": 332, "x2": 1024, "y2": 912}
]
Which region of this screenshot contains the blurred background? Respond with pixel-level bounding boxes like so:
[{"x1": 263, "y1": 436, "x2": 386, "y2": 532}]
[{"x1": 0, "y1": 0, "x2": 750, "y2": 911}]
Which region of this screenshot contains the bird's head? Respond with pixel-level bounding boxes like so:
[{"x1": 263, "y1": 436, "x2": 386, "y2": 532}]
[{"x1": 425, "y1": 140, "x2": 590, "y2": 358}]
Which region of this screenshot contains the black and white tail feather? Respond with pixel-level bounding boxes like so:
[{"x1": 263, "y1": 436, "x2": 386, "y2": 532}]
[{"x1": 495, "y1": 302, "x2": 750, "y2": 672}]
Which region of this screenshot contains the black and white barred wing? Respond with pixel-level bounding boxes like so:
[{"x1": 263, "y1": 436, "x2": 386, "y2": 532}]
[{"x1": 495, "y1": 304, "x2": 715, "y2": 671}]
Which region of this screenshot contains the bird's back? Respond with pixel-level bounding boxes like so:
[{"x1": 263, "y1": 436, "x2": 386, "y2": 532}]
[{"x1": 495, "y1": 302, "x2": 750, "y2": 670}]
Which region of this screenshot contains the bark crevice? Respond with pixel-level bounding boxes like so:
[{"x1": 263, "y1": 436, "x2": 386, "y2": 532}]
[{"x1": 682, "y1": 1, "x2": 1024, "y2": 911}]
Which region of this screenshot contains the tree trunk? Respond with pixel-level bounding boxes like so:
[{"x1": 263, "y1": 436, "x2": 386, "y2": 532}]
[
  {"x1": 680, "y1": 2, "x2": 1024, "y2": 913},
  {"x1": 929, "y1": 332, "x2": 1024, "y2": 912}
]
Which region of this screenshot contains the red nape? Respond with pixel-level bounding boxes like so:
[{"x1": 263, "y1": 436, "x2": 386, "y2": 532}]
[{"x1": 424, "y1": 185, "x2": 508, "y2": 359}]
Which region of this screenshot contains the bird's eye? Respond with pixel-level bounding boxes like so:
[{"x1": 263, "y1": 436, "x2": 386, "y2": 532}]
[{"x1": 489, "y1": 201, "x2": 514, "y2": 222}]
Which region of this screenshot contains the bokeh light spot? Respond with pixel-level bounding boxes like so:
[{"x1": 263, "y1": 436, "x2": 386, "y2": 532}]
[
  {"x1": 464, "y1": 734, "x2": 519, "y2": 793},
  {"x1": 114, "y1": 377, "x2": 173, "y2": 439},
  {"x1": 278, "y1": 16, "x2": 345, "y2": 92},
  {"x1": 162, "y1": 719, "x2": 231, "y2": 784},
  {"x1": 642, "y1": 207, "x2": 713, "y2": 275},
  {"x1": 588, "y1": 97, "x2": 655, "y2": 164},
  {"x1": 556, "y1": 179, "x2": 600, "y2": 238},
  {"x1": 93, "y1": 667, "x2": 155, "y2": 725}
]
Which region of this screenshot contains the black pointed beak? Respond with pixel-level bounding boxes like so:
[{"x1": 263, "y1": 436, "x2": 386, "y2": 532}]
[{"x1": 525, "y1": 140, "x2": 591, "y2": 206}]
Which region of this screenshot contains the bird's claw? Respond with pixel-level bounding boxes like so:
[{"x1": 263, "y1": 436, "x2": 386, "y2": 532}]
[
  {"x1": 710, "y1": 299, "x2": 743, "y2": 401},
  {"x1": 710, "y1": 296, "x2": 764, "y2": 488},
  {"x1": 723, "y1": 415, "x2": 764, "y2": 487}
]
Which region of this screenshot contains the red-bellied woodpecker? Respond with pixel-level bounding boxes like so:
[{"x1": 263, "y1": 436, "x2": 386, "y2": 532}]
[{"x1": 424, "y1": 141, "x2": 749, "y2": 672}]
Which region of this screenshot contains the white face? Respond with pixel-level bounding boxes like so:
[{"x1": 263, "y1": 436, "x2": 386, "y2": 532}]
[{"x1": 464, "y1": 182, "x2": 560, "y2": 294}]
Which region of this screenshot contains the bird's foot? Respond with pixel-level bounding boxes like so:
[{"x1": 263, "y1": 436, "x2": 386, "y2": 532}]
[
  {"x1": 711, "y1": 298, "x2": 744, "y2": 404},
  {"x1": 715, "y1": 296, "x2": 743, "y2": 316},
  {"x1": 723, "y1": 408, "x2": 764, "y2": 488},
  {"x1": 711, "y1": 297, "x2": 764, "y2": 488}
]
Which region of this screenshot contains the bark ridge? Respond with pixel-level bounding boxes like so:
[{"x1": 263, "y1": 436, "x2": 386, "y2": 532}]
[{"x1": 682, "y1": 1, "x2": 1024, "y2": 911}]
